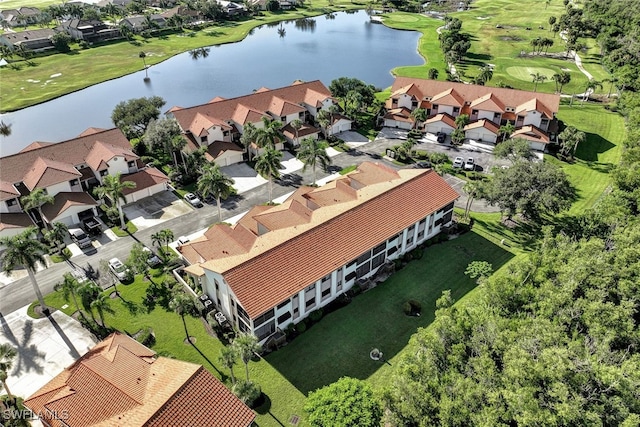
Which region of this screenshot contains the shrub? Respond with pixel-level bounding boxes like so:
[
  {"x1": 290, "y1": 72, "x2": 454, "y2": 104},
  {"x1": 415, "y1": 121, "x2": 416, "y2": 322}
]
[
  {"x1": 296, "y1": 320, "x2": 307, "y2": 333},
  {"x1": 136, "y1": 327, "x2": 156, "y2": 346},
  {"x1": 429, "y1": 152, "x2": 450, "y2": 164},
  {"x1": 403, "y1": 299, "x2": 422, "y2": 316},
  {"x1": 348, "y1": 284, "x2": 362, "y2": 297},
  {"x1": 285, "y1": 322, "x2": 297, "y2": 338},
  {"x1": 309, "y1": 308, "x2": 323, "y2": 323},
  {"x1": 411, "y1": 248, "x2": 424, "y2": 260}
]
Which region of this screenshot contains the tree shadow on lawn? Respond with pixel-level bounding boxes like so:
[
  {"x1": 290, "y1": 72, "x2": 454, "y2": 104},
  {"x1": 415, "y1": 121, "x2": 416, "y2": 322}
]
[
  {"x1": 574, "y1": 132, "x2": 616, "y2": 163},
  {"x1": 264, "y1": 233, "x2": 514, "y2": 394}
]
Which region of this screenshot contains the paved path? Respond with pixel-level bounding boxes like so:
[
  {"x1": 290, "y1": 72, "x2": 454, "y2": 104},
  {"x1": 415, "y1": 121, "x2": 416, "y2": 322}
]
[{"x1": 0, "y1": 131, "x2": 499, "y2": 313}]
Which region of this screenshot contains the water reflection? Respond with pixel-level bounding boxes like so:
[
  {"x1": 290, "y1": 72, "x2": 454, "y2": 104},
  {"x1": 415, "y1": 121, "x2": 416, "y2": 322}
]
[{"x1": 294, "y1": 18, "x2": 316, "y2": 32}]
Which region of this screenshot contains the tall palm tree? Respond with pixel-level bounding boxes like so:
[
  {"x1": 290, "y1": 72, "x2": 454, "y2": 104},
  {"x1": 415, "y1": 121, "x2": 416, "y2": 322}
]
[
  {"x1": 197, "y1": 164, "x2": 235, "y2": 221},
  {"x1": 256, "y1": 117, "x2": 284, "y2": 151},
  {"x1": 169, "y1": 291, "x2": 199, "y2": 343},
  {"x1": 454, "y1": 113, "x2": 470, "y2": 129},
  {"x1": 21, "y1": 188, "x2": 54, "y2": 230},
  {"x1": 241, "y1": 122, "x2": 259, "y2": 162},
  {"x1": 44, "y1": 221, "x2": 68, "y2": 254},
  {"x1": 139, "y1": 51, "x2": 149, "y2": 79},
  {"x1": 297, "y1": 137, "x2": 332, "y2": 186},
  {"x1": 604, "y1": 76, "x2": 619, "y2": 98},
  {"x1": 428, "y1": 68, "x2": 439, "y2": 80},
  {"x1": 219, "y1": 346, "x2": 238, "y2": 384},
  {"x1": 499, "y1": 122, "x2": 516, "y2": 142},
  {"x1": 91, "y1": 293, "x2": 115, "y2": 328},
  {"x1": 94, "y1": 173, "x2": 136, "y2": 229},
  {"x1": 151, "y1": 228, "x2": 174, "y2": 254},
  {"x1": 290, "y1": 119, "x2": 303, "y2": 146},
  {"x1": 316, "y1": 109, "x2": 332, "y2": 139},
  {"x1": 55, "y1": 273, "x2": 86, "y2": 320},
  {"x1": 232, "y1": 333, "x2": 262, "y2": 381},
  {"x1": 254, "y1": 148, "x2": 283, "y2": 204},
  {"x1": 476, "y1": 65, "x2": 493, "y2": 85},
  {"x1": 0, "y1": 227, "x2": 48, "y2": 310},
  {"x1": 0, "y1": 120, "x2": 11, "y2": 136},
  {"x1": 552, "y1": 71, "x2": 571, "y2": 94},
  {"x1": 0, "y1": 343, "x2": 17, "y2": 400},
  {"x1": 531, "y1": 72, "x2": 548, "y2": 92},
  {"x1": 410, "y1": 108, "x2": 428, "y2": 130}
]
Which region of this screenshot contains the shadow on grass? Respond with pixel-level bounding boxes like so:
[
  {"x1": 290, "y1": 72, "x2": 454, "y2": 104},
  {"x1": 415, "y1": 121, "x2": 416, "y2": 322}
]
[
  {"x1": 265, "y1": 232, "x2": 514, "y2": 394},
  {"x1": 574, "y1": 131, "x2": 616, "y2": 162}
]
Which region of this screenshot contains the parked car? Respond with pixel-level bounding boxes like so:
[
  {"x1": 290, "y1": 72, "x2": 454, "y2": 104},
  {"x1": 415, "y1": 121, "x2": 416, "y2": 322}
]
[
  {"x1": 143, "y1": 247, "x2": 162, "y2": 267},
  {"x1": 108, "y1": 257, "x2": 129, "y2": 282},
  {"x1": 69, "y1": 228, "x2": 92, "y2": 249},
  {"x1": 177, "y1": 236, "x2": 190, "y2": 246},
  {"x1": 453, "y1": 156, "x2": 464, "y2": 168},
  {"x1": 184, "y1": 193, "x2": 203, "y2": 208},
  {"x1": 436, "y1": 132, "x2": 446, "y2": 143},
  {"x1": 413, "y1": 161, "x2": 432, "y2": 169},
  {"x1": 464, "y1": 157, "x2": 475, "y2": 171},
  {"x1": 82, "y1": 216, "x2": 102, "y2": 235}
]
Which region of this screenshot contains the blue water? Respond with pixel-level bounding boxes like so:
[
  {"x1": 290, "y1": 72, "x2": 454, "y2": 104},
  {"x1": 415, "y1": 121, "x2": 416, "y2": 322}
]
[{"x1": 0, "y1": 11, "x2": 423, "y2": 155}]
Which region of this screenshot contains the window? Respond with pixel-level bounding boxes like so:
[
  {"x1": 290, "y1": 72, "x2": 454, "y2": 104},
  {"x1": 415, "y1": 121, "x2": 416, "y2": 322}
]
[
  {"x1": 69, "y1": 179, "x2": 79, "y2": 186},
  {"x1": 336, "y1": 270, "x2": 343, "y2": 292},
  {"x1": 277, "y1": 311, "x2": 291, "y2": 324},
  {"x1": 127, "y1": 161, "x2": 135, "y2": 168},
  {"x1": 321, "y1": 287, "x2": 331, "y2": 299},
  {"x1": 255, "y1": 320, "x2": 275, "y2": 341},
  {"x1": 432, "y1": 104, "x2": 438, "y2": 111},
  {"x1": 238, "y1": 320, "x2": 249, "y2": 333},
  {"x1": 443, "y1": 210, "x2": 453, "y2": 224},
  {"x1": 357, "y1": 250, "x2": 371, "y2": 265},
  {"x1": 412, "y1": 101, "x2": 418, "y2": 108},
  {"x1": 373, "y1": 242, "x2": 386, "y2": 255},
  {"x1": 280, "y1": 116, "x2": 286, "y2": 122},
  {"x1": 253, "y1": 308, "x2": 274, "y2": 327},
  {"x1": 345, "y1": 271, "x2": 357, "y2": 282},
  {"x1": 453, "y1": 107, "x2": 460, "y2": 114},
  {"x1": 346, "y1": 259, "x2": 357, "y2": 269},
  {"x1": 494, "y1": 112, "x2": 501, "y2": 120},
  {"x1": 100, "y1": 170, "x2": 108, "y2": 177},
  {"x1": 277, "y1": 300, "x2": 289, "y2": 310},
  {"x1": 6, "y1": 199, "x2": 16, "y2": 207},
  {"x1": 200, "y1": 136, "x2": 207, "y2": 143},
  {"x1": 237, "y1": 305, "x2": 249, "y2": 323},
  {"x1": 356, "y1": 262, "x2": 371, "y2": 279},
  {"x1": 372, "y1": 252, "x2": 385, "y2": 270},
  {"x1": 387, "y1": 246, "x2": 398, "y2": 256},
  {"x1": 435, "y1": 217, "x2": 443, "y2": 226},
  {"x1": 223, "y1": 130, "x2": 229, "y2": 136},
  {"x1": 472, "y1": 109, "x2": 478, "y2": 115},
  {"x1": 305, "y1": 297, "x2": 316, "y2": 310},
  {"x1": 321, "y1": 277, "x2": 332, "y2": 300}
]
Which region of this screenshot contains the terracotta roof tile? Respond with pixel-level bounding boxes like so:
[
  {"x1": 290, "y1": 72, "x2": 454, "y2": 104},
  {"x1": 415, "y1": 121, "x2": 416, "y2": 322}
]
[
  {"x1": 191, "y1": 163, "x2": 458, "y2": 318},
  {"x1": 464, "y1": 119, "x2": 500, "y2": 133},
  {"x1": 431, "y1": 88, "x2": 465, "y2": 107},
  {"x1": 120, "y1": 168, "x2": 169, "y2": 195},
  {"x1": 469, "y1": 93, "x2": 505, "y2": 112},
  {"x1": 41, "y1": 191, "x2": 98, "y2": 221},
  {"x1": 383, "y1": 107, "x2": 413, "y2": 123},
  {"x1": 25, "y1": 333, "x2": 254, "y2": 427},
  {"x1": 511, "y1": 125, "x2": 550, "y2": 144},
  {"x1": 425, "y1": 113, "x2": 457, "y2": 128},
  {"x1": 206, "y1": 140, "x2": 243, "y2": 160},
  {"x1": 23, "y1": 157, "x2": 82, "y2": 190}
]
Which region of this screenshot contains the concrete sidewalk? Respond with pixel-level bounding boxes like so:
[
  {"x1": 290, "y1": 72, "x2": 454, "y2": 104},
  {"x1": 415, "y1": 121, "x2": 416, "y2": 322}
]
[{"x1": 0, "y1": 307, "x2": 97, "y2": 399}]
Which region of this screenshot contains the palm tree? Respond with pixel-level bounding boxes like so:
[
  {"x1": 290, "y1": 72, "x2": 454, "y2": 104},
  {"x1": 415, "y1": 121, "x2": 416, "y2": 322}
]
[
  {"x1": 256, "y1": 117, "x2": 284, "y2": 151},
  {"x1": 94, "y1": 173, "x2": 136, "y2": 229},
  {"x1": 0, "y1": 343, "x2": 17, "y2": 400},
  {"x1": 552, "y1": 71, "x2": 571, "y2": 94},
  {"x1": 290, "y1": 119, "x2": 303, "y2": 146},
  {"x1": 463, "y1": 180, "x2": 484, "y2": 220},
  {"x1": 410, "y1": 108, "x2": 427, "y2": 130},
  {"x1": 454, "y1": 113, "x2": 470, "y2": 129},
  {"x1": 476, "y1": 65, "x2": 493, "y2": 85},
  {"x1": 428, "y1": 68, "x2": 439, "y2": 80},
  {"x1": 0, "y1": 120, "x2": 11, "y2": 136},
  {"x1": 232, "y1": 333, "x2": 262, "y2": 381},
  {"x1": 78, "y1": 282, "x2": 100, "y2": 323},
  {"x1": 241, "y1": 122, "x2": 259, "y2": 162},
  {"x1": 219, "y1": 346, "x2": 238, "y2": 384},
  {"x1": 558, "y1": 126, "x2": 586, "y2": 159},
  {"x1": 604, "y1": 76, "x2": 619, "y2": 98},
  {"x1": 254, "y1": 148, "x2": 283, "y2": 204},
  {"x1": 498, "y1": 122, "x2": 516, "y2": 142},
  {"x1": 530, "y1": 72, "x2": 547, "y2": 92},
  {"x1": 44, "y1": 221, "x2": 68, "y2": 254},
  {"x1": 197, "y1": 164, "x2": 235, "y2": 221},
  {"x1": 91, "y1": 293, "x2": 115, "y2": 328},
  {"x1": 582, "y1": 79, "x2": 603, "y2": 103},
  {"x1": 151, "y1": 229, "x2": 174, "y2": 254},
  {"x1": 21, "y1": 188, "x2": 54, "y2": 230},
  {"x1": 55, "y1": 273, "x2": 86, "y2": 320},
  {"x1": 1, "y1": 227, "x2": 49, "y2": 311},
  {"x1": 297, "y1": 137, "x2": 332, "y2": 186},
  {"x1": 316, "y1": 109, "x2": 332, "y2": 139},
  {"x1": 139, "y1": 51, "x2": 149, "y2": 79},
  {"x1": 169, "y1": 291, "x2": 199, "y2": 343}
]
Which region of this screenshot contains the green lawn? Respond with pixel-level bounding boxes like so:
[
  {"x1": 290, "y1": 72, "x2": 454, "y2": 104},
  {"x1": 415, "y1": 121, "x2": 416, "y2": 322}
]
[
  {"x1": 265, "y1": 231, "x2": 514, "y2": 395},
  {"x1": 552, "y1": 103, "x2": 624, "y2": 214}
]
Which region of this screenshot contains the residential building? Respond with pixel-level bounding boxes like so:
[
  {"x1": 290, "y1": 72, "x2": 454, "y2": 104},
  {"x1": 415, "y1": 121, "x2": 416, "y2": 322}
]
[
  {"x1": 60, "y1": 19, "x2": 121, "y2": 42},
  {"x1": 0, "y1": 127, "x2": 169, "y2": 236},
  {"x1": 383, "y1": 77, "x2": 560, "y2": 151},
  {"x1": 24, "y1": 333, "x2": 255, "y2": 427},
  {"x1": 0, "y1": 28, "x2": 57, "y2": 52},
  {"x1": 169, "y1": 80, "x2": 351, "y2": 164},
  {"x1": 120, "y1": 14, "x2": 167, "y2": 32},
  {"x1": 179, "y1": 162, "x2": 458, "y2": 343},
  {"x1": 0, "y1": 7, "x2": 40, "y2": 28}
]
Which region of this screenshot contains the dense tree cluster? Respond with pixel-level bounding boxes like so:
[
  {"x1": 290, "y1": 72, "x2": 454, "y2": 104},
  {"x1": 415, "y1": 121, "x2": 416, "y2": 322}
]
[{"x1": 438, "y1": 17, "x2": 470, "y2": 66}]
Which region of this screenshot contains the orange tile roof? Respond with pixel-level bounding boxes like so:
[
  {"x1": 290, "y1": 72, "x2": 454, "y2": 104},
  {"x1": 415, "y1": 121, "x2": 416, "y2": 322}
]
[
  {"x1": 121, "y1": 167, "x2": 169, "y2": 195},
  {"x1": 187, "y1": 163, "x2": 458, "y2": 318},
  {"x1": 516, "y1": 98, "x2": 554, "y2": 118},
  {"x1": 383, "y1": 107, "x2": 413, "y2": 123},
  {"x1": 41, "y1": 191, "x2": 98, "y2": 221},
  {"x1": 431, "y1": 88, "x2": 465, "y2": 107},
  {"x1": 464, "y1": 119, "x2": 500, "y2": 134},
  {"x1": 205, "y1": 140, "x2": 243, "y2": 161},
  {"x1": 469, "y1": 93, "x2": 505, "y2": 112},
  {"x1": 171, "y1": 81, "x2": 334, "y2": 136},
  {"x1": 23, "y1": 157, "x2": 82, "y2": 190},
  {"x1": 24, "y1": 333, "x2": 254, "y2": 427},
  {"x1": 511, "y1": 125, "x2": 551, "y2": 144},
  {"x1": 390, "y1": 77, "x2": 559, "y2": 116},
  {"x1": 425, "y1": 113, "x2": 457, "y2": 128}
]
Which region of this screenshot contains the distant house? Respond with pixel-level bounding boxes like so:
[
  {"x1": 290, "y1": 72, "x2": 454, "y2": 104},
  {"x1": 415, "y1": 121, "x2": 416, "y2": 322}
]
[
  {"x1": 0, "y1": 128, "x2": 169, "y2": 233},
  {"x1": 385, "y1": 77, "x2": 560, "y2": 151},
  {"x1": 120, "y1": 14, "x2": 167, "y2": 32},
  {"x1": 0, "y1": 7, "x2": 40, "y2": 28},
  {"x1": 168, "y1": 80, "x2": 350, "y2": 164},
  {"x1": 161, "y1": 5, "x2": 201, "y2": 23},
  {"x1": 24, "y1": 333, "x2": 256, "y2": 427},
  {"x1": 179, "y1": 162, "x2": 458, "y2": 343},
  {"x1": 0, "y1": 28, "x2": 57, "y2": 52},
  {"x1": 248, "y1": 0, "x2": 297, "y2": 10},
  {"x1": 217, "y1": 0, "x2": 246, "y2": 15},
  {"x1": 60, "y1": 19, "x2": 121, "y2": 42}
]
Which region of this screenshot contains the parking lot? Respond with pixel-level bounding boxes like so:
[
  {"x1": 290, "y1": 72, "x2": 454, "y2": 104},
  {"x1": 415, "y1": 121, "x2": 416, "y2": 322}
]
[{"x1": 123, "y1": 190, "x2": 192, "y2": 230}]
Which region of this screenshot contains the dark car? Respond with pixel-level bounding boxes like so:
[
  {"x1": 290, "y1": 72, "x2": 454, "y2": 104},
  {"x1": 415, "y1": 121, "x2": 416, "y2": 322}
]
[
  {"x1": 82, "y1": 217, "x2": 102, "y2": 235},
  {"x1": 436, "y1": 132, "x2": 446, "y2": 143},
  {"x1": 413, "y1": 161, "x2": 432, "y2": 169}
]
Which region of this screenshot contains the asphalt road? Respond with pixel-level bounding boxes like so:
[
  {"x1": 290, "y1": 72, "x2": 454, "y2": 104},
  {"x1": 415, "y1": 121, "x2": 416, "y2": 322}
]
[{"x1": 0, "y1": 133, "x2": 498, "y2": 313}]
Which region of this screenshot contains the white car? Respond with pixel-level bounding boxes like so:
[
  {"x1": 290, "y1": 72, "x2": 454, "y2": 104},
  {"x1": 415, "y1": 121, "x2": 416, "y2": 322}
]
[
  {"x1": 464, "y1": 157, "x2": 475, "y2": 171},
  {"x1": 453, "y1": 156, "x2": 464, "y2": 168},
  {"x1": 177, "y1": 236, "x2": 190, "y2": 246},
  {"x1": 184, "y1": 192, "x2": 203, "y2": 208},
  {"x1": 108, "y1": 257, "x2": 129, "y2": 281}
]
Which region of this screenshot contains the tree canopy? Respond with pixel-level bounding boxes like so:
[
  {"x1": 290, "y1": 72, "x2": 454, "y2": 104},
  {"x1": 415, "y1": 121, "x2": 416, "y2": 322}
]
[
  {"x1": 305, "y1": 377, "x2": 382, "y2": 427},
  {"x1": 111, "y1": 96, "x2": 166, "y2": 139}
]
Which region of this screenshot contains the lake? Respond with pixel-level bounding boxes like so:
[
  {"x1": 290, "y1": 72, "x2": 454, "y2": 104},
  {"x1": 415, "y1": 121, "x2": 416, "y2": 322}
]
[{"x1": 0, "y1": 11, "x2": 423, "y2": 155}]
